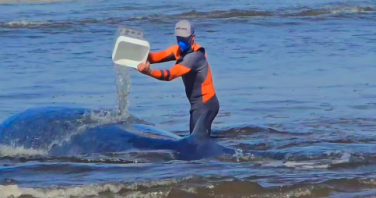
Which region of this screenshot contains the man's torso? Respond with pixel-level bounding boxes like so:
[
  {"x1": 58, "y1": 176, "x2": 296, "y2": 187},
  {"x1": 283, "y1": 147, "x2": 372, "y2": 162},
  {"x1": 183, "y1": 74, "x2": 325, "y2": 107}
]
[
  {"x1": 177, "y1": 47, "x2": 216, "y2": 105},
  {"x1": 148, "y1": 43, "x2": 217, "y2": 106}
]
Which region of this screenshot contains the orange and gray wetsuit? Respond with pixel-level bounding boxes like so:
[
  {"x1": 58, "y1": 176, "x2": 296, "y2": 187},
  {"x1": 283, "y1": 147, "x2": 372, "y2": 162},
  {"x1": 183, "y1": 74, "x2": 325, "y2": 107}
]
[{"x1": 147, "y1": 43, "x2": 219, "y2": 135}]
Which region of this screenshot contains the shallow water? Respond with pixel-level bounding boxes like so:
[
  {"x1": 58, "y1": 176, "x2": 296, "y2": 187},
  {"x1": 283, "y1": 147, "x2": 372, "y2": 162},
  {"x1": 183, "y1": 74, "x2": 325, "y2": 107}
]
[{"x1": 0, "y1": 0, "x2": 376, "y2": 197}]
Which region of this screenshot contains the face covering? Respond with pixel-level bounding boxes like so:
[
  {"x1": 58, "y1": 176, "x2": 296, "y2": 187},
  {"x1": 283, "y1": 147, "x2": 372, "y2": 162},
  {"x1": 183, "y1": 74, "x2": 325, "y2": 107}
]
[
  {"x1": 178, "y1": 41, "x2": 190, "y2": 52},
  {"x1": 177, "y1": 36, "x2": 192, "y2": 52}
]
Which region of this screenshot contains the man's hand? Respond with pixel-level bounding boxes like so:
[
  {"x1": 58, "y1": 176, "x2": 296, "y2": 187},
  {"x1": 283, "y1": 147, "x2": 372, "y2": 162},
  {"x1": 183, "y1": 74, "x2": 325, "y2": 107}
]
[{"x1": 137, "y1": 61, "x2": 151, "y2": 75}]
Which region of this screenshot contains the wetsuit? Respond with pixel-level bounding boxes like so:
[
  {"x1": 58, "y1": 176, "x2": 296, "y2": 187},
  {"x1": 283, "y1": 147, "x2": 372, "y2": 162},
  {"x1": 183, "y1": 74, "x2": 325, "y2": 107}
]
[{"x1": 147, "y1": 43, "x2": 219, "y2": 135}]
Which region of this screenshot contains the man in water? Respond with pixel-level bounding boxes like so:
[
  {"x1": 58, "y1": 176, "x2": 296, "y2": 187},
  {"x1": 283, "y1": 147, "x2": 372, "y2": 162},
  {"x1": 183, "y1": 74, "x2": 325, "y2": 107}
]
[{"x1": 137, "y1": 19, "x2": 219, "y2": 136}]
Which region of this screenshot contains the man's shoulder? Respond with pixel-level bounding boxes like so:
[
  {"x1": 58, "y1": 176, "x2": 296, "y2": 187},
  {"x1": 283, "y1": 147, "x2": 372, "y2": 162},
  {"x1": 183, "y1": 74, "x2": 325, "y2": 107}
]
[
  {"x1": 179, "y1": 50, "x2": 207, "y2": 69},
  {"x1": 167, "y1": 44, "x2": 179, "y2": 49},
  {"x1": 161, "y1": 45, "x2": 179, "y2": 53},
  {"x1": 186, "y1": 48, "x2": 206, "y2": 59}
]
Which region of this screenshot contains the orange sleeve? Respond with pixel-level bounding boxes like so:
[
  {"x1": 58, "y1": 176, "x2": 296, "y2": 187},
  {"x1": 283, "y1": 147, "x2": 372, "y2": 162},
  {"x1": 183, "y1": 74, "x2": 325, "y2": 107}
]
[
  {"x1": 148, "y1": 64, "x2": 191, "y2": 81},
  {"x1": 148, "y1": 46, "x2": 177, "y2": 64}
]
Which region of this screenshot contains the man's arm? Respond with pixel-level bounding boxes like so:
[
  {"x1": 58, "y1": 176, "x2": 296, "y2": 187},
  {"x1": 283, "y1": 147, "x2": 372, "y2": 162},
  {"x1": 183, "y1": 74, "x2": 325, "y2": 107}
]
[
  {"x1": 139, "y1": 51, "x2": 200, "y2": 81},
  {"x1": 148, "y1": 46, "x2": 178, "y2": 64},
  {"x1": 147, "y1": 64, "x2": 191, "y2": 81}
]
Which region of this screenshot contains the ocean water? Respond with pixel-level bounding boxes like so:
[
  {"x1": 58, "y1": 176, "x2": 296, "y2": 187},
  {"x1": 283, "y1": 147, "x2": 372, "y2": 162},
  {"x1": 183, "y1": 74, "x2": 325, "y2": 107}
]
[{"x1": 0, "y1": 0, "x2": 376, "y2": 197}]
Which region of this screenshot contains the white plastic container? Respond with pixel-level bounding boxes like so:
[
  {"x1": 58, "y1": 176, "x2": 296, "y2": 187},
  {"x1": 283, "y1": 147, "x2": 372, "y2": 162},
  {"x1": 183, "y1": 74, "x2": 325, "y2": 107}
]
[{"x1": 112, "y1": 26, "x2": 150, "y2": 69}]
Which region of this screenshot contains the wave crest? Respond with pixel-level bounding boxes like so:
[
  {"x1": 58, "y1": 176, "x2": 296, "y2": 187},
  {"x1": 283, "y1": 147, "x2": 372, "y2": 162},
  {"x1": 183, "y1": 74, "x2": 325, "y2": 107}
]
[
  {"x1": 3, "y1": 176, "x2": 376, "y2": 198},
  {"x1": 0, "y1": 145, "x2": 46, "y2": 157},
  {"x1": 1, "y1": 5, "x2": 374, "y2": 29}
]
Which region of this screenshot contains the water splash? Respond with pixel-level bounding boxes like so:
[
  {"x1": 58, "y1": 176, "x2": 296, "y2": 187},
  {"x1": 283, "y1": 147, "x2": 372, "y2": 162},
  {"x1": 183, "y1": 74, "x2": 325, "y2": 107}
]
[
  {"x1": 113, "y1": 64, "x2": 131, "y2": 119},
  {"x1": 112, "y1": 26, "x2": 132, "y2": 120}
]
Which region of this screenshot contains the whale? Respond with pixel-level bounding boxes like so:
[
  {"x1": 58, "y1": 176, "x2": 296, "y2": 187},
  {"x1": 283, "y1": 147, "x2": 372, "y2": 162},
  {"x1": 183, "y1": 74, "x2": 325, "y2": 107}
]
[{"x1": 0, "y1": 107, "x2": 236, "y2": 160}]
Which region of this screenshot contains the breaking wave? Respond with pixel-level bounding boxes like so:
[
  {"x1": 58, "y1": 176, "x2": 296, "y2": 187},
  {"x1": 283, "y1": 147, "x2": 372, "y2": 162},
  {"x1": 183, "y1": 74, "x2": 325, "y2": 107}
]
[
  {"x1": 3, "y1": 176, "x2": 376, "y2": 198},
  {"x1": 0, "y1": 145, "x2": 46, "y2": 157},
  {"x1": 1, "y1": 4, "x2": 374, "y2": 29}
]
